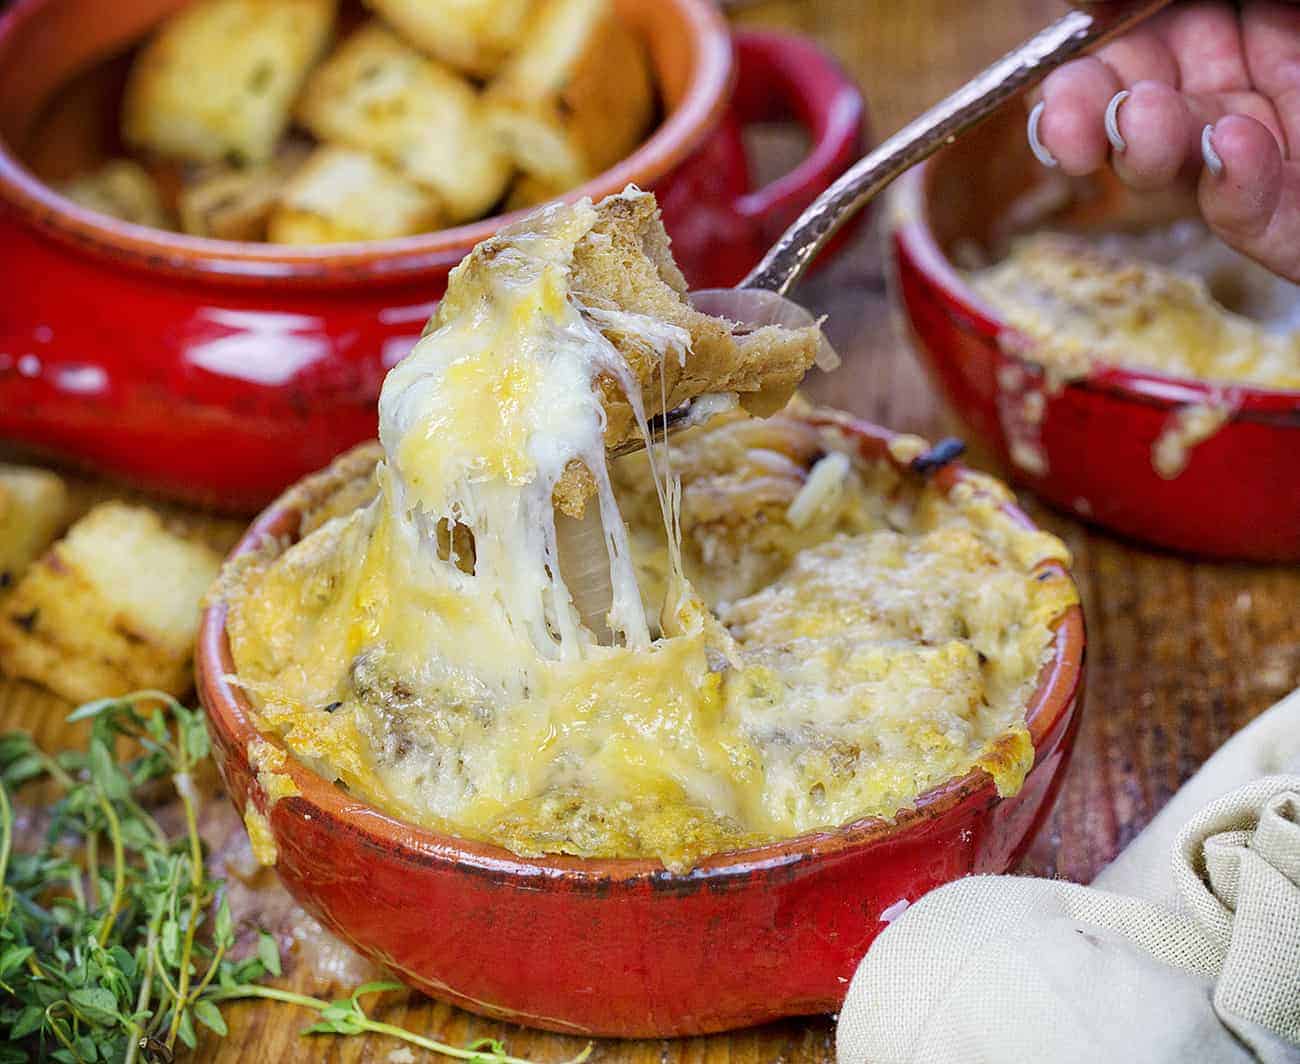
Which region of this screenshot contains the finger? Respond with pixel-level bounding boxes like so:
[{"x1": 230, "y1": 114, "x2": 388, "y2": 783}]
[
  {"x1": 1173, "y1": 86, "x2": 1291, "y2": 161},
  {"x1": 1109, "y1": 80, "x2": 1200, "y2": 189},
  {"x1": 1160, "y1": 2, "x2": 1251, "y2": 94},
  {"x1": 1100, "y1": 81, "x2": 1285, "y2": 191},
  {"x1": 1242, "y1": 0, "x2": 1300, "y2": 154},
  {"x1": 1094, "y1": 26, "x2": 1181, "y2": 90},
  {"x1": 1034, "y1": 57, "x2": 1123, "y2": 173},
  {"x1": 1025, "y1": 24, "x2": 1177, "y2": 108},
  {"x1": 1200, "y1": 114, "x2": 1300, "y2": 280}
]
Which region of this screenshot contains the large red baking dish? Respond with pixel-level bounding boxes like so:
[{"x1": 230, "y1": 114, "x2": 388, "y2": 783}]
[
  {"x1": 0, "y1": 0, "x2": 865, "y2": 511},
  {"x1": 892, "y1": 107, "x2": 1300, "y2": 562},
  {"x1": 196, "y1": 414, "x2": 1085, "y2": 1038}
]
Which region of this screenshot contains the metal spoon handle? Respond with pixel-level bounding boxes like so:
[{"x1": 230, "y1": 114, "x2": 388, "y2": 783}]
[{"x1": 741, "y1": 0, "x2": 1174, "y2": 296}]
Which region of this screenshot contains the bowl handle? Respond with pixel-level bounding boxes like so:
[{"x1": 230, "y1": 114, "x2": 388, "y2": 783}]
[{"x1": 727, "y1": 30, "x2": 868, "y2": 248}]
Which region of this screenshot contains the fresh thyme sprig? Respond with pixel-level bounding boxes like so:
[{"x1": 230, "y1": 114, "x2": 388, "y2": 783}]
[
  {"x1": 0, "y1": 692, "x2": 591, "y2": 1064},
  {"x1": 211, "y1": 980, "x2": 590, "y2": 1063}
]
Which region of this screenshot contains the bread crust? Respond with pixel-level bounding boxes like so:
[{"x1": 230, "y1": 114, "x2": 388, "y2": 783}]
[{"x1": 442, "y1": 191, "x2": 820, "y2": 516}]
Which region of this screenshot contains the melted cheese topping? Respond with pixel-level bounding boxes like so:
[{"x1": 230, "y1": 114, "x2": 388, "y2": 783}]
[
  {"x1": 228, "y1": 417, "x2": 1074, "y2": 871},
  {"x1": 973, "y1": 232, "x2": 1300, "y2": 391},
  {"x1": 225, "y1": 196, "x2": 1076, "y2": 872},
  {"x1": 379, "y1": 196, "x2": 664, "y2": 668}
]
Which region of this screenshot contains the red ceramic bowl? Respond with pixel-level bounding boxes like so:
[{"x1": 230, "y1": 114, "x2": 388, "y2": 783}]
[
  {"x1": 892, "y1": 107, "x2": 1300, "y2": 562},
  {"x1": 196, "y1": 414, "x2": 1085, "y2": 1038},
  {"x1": 0, "y1": 0, "x2": 865, "y2": 511}
]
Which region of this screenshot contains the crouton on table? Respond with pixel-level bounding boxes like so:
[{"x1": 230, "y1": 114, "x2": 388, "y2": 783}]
[
  {"x1": 0, "y1": 503, "x2": 221, "y2": 702},
  {"x1": 0, "y1": 465, "x2": 68, "y2": 590}
]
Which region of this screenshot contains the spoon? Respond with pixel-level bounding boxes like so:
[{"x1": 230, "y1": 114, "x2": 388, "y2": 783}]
[
  {"x1": 617, "y1": 0, "x2": 1172, "y2": 451},
  {"x1": 565, "y1": 0, "x2": 1173, "y2": 634}
]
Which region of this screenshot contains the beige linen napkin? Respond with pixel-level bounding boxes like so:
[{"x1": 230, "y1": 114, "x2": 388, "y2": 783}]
[{"x1": 837, "y1": 686, "x2": 1300, "y2": 1064}]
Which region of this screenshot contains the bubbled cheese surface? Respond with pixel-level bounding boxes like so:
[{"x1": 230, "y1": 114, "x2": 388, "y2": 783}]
[{"x1": 973, "y1": 232, "x2": 1300, "y2": 390}]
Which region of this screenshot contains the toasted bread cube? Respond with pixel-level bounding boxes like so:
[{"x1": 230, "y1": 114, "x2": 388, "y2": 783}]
[
  {"x1": 363, "y1": 0, "x2": 534, "y2": 76},
  {"x1": 177, "y1": 142, "x2": 310, "y2": 240},
  {"x1": 60, "y1": 159, "x2": 171, "y2": 229},
  {"x1": 0, "y1": 465, "x2": 68, "y2": 590},
  {"x1": 505, "y1": 173, "x2": 566, "y2": 212},
  {"x1": 267, "y1": 146, "x2": 443, "y2": 244},
  {"x1": 0, "y1": 503, "x2": 221, "y2": 702},
  {"x1": 486, "y1": 0, "x2": 653, "y2": 187},
  {"x1": 123, "y1": 0, "x2": 337, "y2": 166},
  {"x1": 296, "y1": 23, "x2": 511, "y2": 222}
]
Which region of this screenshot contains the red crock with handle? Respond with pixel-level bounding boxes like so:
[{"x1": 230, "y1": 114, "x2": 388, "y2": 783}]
[{"x1": 890, "y1": 106, "x2": 1300, "y2": 562}]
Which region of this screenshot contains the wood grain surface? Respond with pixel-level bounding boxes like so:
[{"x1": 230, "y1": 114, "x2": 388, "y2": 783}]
[{"x1": 4, "y1": 1, "x2": 1298, "y2": 1061}]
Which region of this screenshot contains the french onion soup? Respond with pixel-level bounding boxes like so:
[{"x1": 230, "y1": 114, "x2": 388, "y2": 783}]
[
  {"x1": 220, "y1": 189, "x2": 1076, "y2": 871},
  {"x1": 972, "y1": 227, "x2": 1300, "y2": 393}
]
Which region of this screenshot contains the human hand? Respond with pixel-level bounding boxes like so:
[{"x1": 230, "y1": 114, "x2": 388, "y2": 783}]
[{"x1": 1028, "y1": 1, "x2": 1300, "y2": 281}]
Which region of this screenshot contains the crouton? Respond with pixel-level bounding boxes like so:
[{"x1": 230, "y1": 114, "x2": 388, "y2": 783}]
[
  {"x1": 60, "y1": 159, "x2": 171, "y2": 229},
  {"x1": 177, "y1": 142, "x2": 310, "y2": 240},
  {"x1": 505, "y1": 173, "x2": 566, "y2": 212},
  {"x1": 122, "y1": 0, "x2": 337, "y2": 166},
  {"x1": 0, "y1": 465, "x2": 68, "y2": 590},
  {"x1": 296, "y1": 23, "x2": 511, "y2": 222},
  {"x1": 485, "y1": 0, "x2": 653, "y2": 188},
  {"x1": 267, "y1": 145, "x2": 443, "y2": 244},
  {"x1": 362, "y1": 0, "x2": 534, "y2": 76},
  {"x1": 0, "y1": 503, "x2": 221, "y2": 702}
]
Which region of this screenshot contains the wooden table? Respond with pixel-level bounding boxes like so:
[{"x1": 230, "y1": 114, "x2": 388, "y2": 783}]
[{"x1": 4, "y1": 1, "x2": 1298, "y2": 1060}]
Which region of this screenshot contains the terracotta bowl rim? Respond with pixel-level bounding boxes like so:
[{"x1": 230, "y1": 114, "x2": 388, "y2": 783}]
[
  {"x1": 197, "y1": 412, "x2": 1086, "y2": 887},
  {"x1": 892, "y1": 161, "x2": 1300, "y2": 422},
  {"x1": 0, "y1": 0, "x2": 733, "y2": 284}
]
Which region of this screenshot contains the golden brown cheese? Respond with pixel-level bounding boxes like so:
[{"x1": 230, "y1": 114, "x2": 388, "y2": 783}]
[
  {"x1": 435, "y1": 190, "x2": 820, "y2": 518},
  {"x1": 227, "y1": 415, "x2": 1074, "y2": 870},
  {"x1": 247, "y1": 736, "x2": 301, "y2": 806},
  {"x1": 624, "y1": 413, "x2": 1074, "y2": 828},
  {"x1": 973, "y1": 233, "x2": 1300, "y2": 391}
]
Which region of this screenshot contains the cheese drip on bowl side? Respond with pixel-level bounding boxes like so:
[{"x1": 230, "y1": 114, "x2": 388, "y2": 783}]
[{"x1": 223, "y1": 191, "x2": 1076, "y2": 871}]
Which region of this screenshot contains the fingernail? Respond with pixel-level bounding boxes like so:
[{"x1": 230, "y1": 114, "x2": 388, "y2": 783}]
[
  {"x1": 1201, "y1": 123, "x2": 1223, "y2": 177},
  {"x1": 1104, "y1": 90, "x2": 1130, "y2": 152},
  {"x1": 1027, "y1": 101, "x2": 1057, "y2": 168}
]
